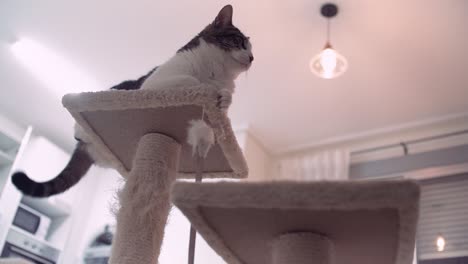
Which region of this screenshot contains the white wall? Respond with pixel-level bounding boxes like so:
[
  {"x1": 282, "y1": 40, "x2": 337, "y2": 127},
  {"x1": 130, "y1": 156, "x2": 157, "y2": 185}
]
[
  {"x1": 78, "y1": 169, "x2": 120, "y2": 252},
  {"x1": 277, "y1": 116, "x2": 468, "y2": 165},
  {"x1": 235, "y1": 129, "x2": 272, "y2": 181},
  {"x1": 60, "y1": 167, "x2": 120, "y2": 264},
  {"x1": 160, "y1": 208, "x2": 225, "y2": 264},
  {"x1": 59, "y1": 168, "x2": 101, "y2": 264}
]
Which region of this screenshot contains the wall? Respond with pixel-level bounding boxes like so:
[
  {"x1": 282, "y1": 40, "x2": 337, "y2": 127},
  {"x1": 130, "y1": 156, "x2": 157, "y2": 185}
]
[
  {"x1": 277, "y1": 116, "x2": 468, "y2": 164},
  {"x1": 235, "y1": 129, "x2": 273, "y2": 181},
  {"x1": 60, "y1": 167, "x2": 120, "y2": 264},
  {"x1": 78, "y1": 169, "x2": 120, "y2": 253},
  {"x1": 160, "y1": 208, "x2": 225, "y2": 264},
  {"x1": 274, "y1": 117, "x2": 468, "y2": 177},
  {"x1": 350, "y1": 144, "x2": 468, "y2": 180}
]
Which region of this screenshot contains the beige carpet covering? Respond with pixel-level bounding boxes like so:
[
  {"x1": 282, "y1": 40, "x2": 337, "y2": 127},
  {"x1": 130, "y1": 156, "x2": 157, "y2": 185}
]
[
  {"x1": 62, "y1": 85, "x2": 248, "y2": 179},
  {"x1": 172, "y1": 180, "x2": 420, "y2": 264}
]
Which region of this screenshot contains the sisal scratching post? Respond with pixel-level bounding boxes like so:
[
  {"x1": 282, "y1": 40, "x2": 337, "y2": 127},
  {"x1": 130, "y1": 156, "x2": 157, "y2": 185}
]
[
  {"x1": 109, "y1": 134, "x2": 180, "y2": 263},
  {"x1": 62, "y1": 87, "x2": 248, "y2": 264}
]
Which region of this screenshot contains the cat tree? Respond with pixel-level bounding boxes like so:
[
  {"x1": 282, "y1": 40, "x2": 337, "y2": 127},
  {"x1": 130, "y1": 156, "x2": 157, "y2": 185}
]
[
  {"x1": 62, "y1": 86, "x2": 248, "y2": 264},
  {"x1": 63, "y1": 87, "x2": 420, "y2": 264},
  {"x1": 172, "y1": 180, "x2": 420, "y2": 264}
]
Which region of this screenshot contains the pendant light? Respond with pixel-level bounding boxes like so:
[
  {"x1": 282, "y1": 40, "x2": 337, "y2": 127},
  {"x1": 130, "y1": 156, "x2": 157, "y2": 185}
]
[{"x1": 310, "y1": 3, "x2": 348, "y2": 79}]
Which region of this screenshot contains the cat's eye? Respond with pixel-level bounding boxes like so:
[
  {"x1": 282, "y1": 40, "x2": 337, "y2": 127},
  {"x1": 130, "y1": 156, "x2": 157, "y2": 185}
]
[
  {"x1": 227, "y1": 35, "x2": 248, "y2": 49},
  {"x1": 241, "y1": 38, "x2": 249, "y2": 49},
  {"x1": 234, "y1": 37, "x2": 243, "y2": 45}
]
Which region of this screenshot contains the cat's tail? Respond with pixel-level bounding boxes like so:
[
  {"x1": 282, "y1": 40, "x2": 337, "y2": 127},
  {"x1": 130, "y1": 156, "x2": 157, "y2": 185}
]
[{"x1": 12, "y1": 141, "x2": 94, "y2": 197}]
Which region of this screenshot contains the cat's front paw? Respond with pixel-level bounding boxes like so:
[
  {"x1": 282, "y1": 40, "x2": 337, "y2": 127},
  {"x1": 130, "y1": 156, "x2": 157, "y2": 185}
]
[{"x1": 217, "y1": 89, "x2": 232, "y2": 112}]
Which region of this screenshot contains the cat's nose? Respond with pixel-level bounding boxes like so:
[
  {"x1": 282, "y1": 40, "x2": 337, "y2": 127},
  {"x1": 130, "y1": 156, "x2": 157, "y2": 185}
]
[{"x1": 249, "y1": 55, "x2": 254, "y2": 63}]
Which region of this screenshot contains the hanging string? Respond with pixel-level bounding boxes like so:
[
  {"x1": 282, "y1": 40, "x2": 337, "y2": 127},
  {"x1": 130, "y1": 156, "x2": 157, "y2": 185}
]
[
  {"x1": 326, "y1": 19, "x2": 331, "y2": 45},
  {"x1": 188, "y1": 106, "x2": 206, "y2": 264},
  {"x1": 187, "y1": 154, "x2": 204, "y2": 264}
]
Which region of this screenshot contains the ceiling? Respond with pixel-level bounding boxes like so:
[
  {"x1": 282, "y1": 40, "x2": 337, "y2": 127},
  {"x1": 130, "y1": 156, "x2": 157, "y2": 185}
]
[{"x1": 1, "y1": 0, "x2": 467, "y2": 154}]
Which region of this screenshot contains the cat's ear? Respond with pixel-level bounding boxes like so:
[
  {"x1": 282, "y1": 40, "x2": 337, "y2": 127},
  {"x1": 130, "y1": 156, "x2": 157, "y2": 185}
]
[{"x1": 214, "y1": 5, "x2": 233, "y2": 28}]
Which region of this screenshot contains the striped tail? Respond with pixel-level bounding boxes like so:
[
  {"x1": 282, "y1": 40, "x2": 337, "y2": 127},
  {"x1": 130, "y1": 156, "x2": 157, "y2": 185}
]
[{"x1": 12, "y1": 142, "x2": 93, "y2": 197}]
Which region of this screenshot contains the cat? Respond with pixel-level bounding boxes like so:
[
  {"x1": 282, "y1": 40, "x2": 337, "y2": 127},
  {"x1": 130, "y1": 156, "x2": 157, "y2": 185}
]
[{"x1": 12, "y1": 4, "x2": 253, "y2": 197}]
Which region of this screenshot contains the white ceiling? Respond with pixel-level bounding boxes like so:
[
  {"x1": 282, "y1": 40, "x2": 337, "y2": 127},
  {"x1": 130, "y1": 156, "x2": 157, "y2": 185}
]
[{"x1": 1, "y1": 0, "x2": 467, "y2": 153}]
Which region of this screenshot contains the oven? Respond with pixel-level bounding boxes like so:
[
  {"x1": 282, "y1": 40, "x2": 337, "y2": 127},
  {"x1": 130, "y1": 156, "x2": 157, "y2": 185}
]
[{"x1": 1, "y1": 228, "x2": 59, "y2": 264}]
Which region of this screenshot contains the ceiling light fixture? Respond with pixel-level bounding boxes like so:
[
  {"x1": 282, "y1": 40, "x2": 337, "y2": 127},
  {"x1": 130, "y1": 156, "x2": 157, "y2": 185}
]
[
  {"x1": 310, "y1": 3, "x2": 348, "y2": 79},
  {"x1": 11, "y1": 38, "x2": 100, "y2": 97}
]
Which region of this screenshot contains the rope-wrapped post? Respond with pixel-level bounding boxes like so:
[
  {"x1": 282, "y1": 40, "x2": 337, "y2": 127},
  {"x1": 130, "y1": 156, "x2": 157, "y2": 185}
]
[
  {"x1": 109, "y1": 133, "x2": 181, "y2": 264},
  {"x1": 272, "y1": 232, "x2": 334, "y2": 264}
]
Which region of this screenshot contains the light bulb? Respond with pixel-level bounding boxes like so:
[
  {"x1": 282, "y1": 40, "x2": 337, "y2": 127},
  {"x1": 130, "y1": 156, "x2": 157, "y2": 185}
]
[
  {"x1": 436, "y1": 236, "x2": 445, "y2": 252},
  {"x1": 320, "y1": 48, "x2": 337, "y2": 78},
  {"x1": 310, "y1": 45, "x2": 348, "y2": 79}
]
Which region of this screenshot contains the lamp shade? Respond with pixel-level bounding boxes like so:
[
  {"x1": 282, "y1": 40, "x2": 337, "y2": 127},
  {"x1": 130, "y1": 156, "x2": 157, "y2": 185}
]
[{"x1": 310, "y1": 45, "x2": 348, "y2": 79}]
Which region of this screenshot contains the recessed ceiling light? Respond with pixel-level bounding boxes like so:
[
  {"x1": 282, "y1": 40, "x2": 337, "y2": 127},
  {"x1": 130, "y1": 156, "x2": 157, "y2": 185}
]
[{"x1": 11, "y1": 37, "x2": 100, "y2": 97}]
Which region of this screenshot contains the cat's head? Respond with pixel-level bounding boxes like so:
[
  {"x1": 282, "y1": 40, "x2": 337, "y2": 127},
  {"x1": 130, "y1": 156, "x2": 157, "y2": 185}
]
[{"x1": 179, "y1": 5, "x2": 253, "y2": 73}]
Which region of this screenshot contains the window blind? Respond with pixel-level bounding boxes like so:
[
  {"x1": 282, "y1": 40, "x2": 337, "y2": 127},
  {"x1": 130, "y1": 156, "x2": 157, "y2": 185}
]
[{"x1": 417, "y1": 173, "x2": 468, "y2": 260}]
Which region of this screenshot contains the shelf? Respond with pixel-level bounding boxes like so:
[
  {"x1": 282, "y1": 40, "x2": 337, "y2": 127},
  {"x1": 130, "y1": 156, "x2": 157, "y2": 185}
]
[
  {"x1": 21, "y1": 196, "x2": 72, "y2": 218},
  {"x1": 0, "y1": 150, "x2": 14, "y2": 166}
]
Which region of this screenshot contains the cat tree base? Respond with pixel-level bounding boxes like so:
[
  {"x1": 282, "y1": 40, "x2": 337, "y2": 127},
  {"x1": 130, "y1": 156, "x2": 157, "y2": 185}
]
[
  {"x1": 272, "y1": 232, "x2": 333, "y2": 264},
  {"x1": 109, "y1": 133, "x2": 180, "y2": 264}
]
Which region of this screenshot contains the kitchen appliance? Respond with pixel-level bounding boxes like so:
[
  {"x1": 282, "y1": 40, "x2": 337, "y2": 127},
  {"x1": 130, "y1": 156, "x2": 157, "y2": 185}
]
[
  {"x1": 1, "y1": 228, "x2": 60, "y2": 264},
  {"x1": 83, "y1": 225, "x2": 113, "y2": 264},
  {"x1": 12, "y1": 204, "x2": 51, "y2": 240},
  {"x1": 83, "y1": 246, "x2": 111, "y2": 264}
]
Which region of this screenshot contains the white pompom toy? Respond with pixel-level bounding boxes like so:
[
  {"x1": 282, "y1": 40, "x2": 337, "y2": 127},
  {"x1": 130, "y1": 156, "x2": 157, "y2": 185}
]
[{"x1": 186, "y1": 119, "x2": 215, "y2": 158}]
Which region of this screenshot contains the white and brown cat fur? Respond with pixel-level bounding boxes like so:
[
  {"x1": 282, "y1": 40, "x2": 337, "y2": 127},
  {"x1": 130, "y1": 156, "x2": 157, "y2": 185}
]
[{"x1": 12, "y1": 4, "x2": 253, "y2": 197}]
